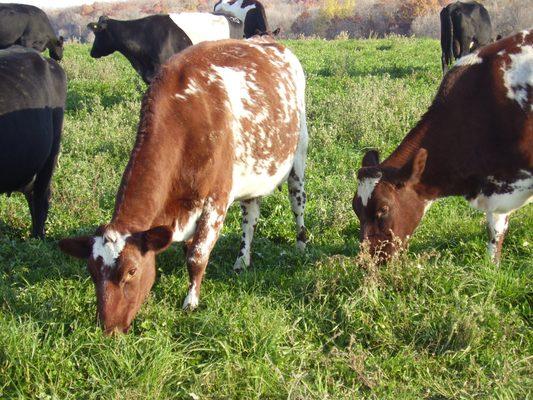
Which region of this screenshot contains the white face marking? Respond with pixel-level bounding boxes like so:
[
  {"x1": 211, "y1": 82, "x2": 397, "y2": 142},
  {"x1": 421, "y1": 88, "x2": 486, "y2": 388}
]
[
  {"x1": 182, "y1": 282, "x2": 199, "y2": 310},
  {"x1": 173, "y1": 208, "x2": 202, "y2": 242},
  {"x1": 214, "y1": 0, "x2": 257, "y2": 22},
  {"x1": 357, "y1": 177, "x2": 381, "y2": 207},
  {"x1": 454, "y1": 52, "x2": 483, "y2": 67},
  {"x1": 92, "y1": 230, "x2": 130, "y2": 267},
  {"x1": 501, "y1": 44, "x2": 533, "y2": 111},
  {"x1": 168, "y1": 13, "x2": 230, "y2": 45},
  {"x1": 469, "y1": 170, "x2": 533, "y2": 214}
]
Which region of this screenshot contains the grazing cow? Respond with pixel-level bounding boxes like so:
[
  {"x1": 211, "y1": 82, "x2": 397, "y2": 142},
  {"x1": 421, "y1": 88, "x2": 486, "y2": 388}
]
[
  {"x1": 0, "y1": 4, "x2": 64, "y2": 61},
  {"x1": 353, "y1": 30, "x2": 532, "y2": 264},
  {"x1": 440, "y1": 1, "x2": 493, "y2": 74},
  {"x1": 214, "y1": 0, "x2": 269, "y2": 38},
  {"x1": 88, "y1": 10, "x2": 261, "y2": 84},
  {"x1": 0, "y1": 46, "x2": 66, "y2": 238},
  {"x1": 59, "y1": 37, "x2": 308, "y2": 334}
]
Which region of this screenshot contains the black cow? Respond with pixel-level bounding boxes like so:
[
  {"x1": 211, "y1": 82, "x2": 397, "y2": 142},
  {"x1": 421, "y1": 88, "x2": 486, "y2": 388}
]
[
  {"x1": 0, "y1": 46, "x2": 66, "y2": 238},
  {"x1": 440, "y1": 1, "x2": 493, "y2": 74},
  {"x1": 88, "y1": 13, "x2": 249, "y2": 84},
  {"x1": 0, "y1": 3, "x2": 64, "y2": 61}
]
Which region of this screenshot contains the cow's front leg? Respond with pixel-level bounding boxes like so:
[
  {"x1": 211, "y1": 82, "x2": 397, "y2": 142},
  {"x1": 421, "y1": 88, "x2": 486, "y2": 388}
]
[
  {"x1": 182, "y1": 197, "x2": 227, "y2": 310},
  {"x1": 487, "y1": 212, "x2": 510, "y2": 264},
  {"x1": 233, "y1": 198, "x2": 261, "y2": 273}
]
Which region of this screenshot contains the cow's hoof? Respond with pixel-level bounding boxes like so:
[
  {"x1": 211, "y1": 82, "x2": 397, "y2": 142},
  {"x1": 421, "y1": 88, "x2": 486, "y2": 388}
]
[
  {"x1": 233, "y1": 258, "x2": 248, "y2": 274},
  {"x1": 182, "y1": 289, "x2": 199, "y2": 311}
]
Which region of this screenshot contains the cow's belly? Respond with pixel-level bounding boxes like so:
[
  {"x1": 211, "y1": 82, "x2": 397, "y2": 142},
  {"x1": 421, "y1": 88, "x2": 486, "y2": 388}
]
[
  {"x1": 231, "y1": 154, "x2": 295, "y2": 201},
  {"x1": 469, "y1": 170, "x2": 533, "y2": 213}
]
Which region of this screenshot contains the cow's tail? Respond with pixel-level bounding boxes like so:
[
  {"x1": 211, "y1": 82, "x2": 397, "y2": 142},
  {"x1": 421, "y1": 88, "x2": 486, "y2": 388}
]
[{"x1": 440, "y1": 6, "x2": 453, "y2": 74}]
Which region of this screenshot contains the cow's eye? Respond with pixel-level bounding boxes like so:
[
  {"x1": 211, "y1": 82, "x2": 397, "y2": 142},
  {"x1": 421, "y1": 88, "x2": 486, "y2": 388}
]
[
  {"x1": 127, "y1": 268, "x2": 137, "y2": 277},
  {"x1": 376, "y1": 205, "x2": 390, "y2": 218}
]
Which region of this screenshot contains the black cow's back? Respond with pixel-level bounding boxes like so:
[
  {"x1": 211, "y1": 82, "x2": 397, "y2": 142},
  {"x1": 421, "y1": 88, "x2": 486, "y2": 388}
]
[{"x1": 0, "y1": 4, "x2": 57, "y2": 52}]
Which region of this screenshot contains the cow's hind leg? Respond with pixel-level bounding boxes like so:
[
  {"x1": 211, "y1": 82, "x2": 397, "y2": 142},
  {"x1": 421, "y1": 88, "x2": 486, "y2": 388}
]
[
  {"x1": 233, "y1": 198, "x2": 261, "y2": 273},
  {"x1": 183, "y1": 197, "x2": 227, "y2": 311},
  {"x1": 288, "y1": 165, "x2": 307, "y2": 251},
  {"x1": 486, "y1": 212, "x2": 510, "y2": 264}
]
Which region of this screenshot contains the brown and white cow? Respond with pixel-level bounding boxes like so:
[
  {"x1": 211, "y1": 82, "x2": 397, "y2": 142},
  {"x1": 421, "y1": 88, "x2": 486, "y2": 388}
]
[
  {"x1": 353, "y1": 30, "x2": 532, "y2": 263},
  {"x1": 59, "y1": 37, "x2": 308, "y2": 334}
]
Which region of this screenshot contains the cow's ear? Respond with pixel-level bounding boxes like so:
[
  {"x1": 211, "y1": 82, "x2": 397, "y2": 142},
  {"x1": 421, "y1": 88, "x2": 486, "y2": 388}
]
[
  {"x1": 408, "y1": 148, "x2": 427, "y2": 184},
  {"x1": 59, "y1": 236, "x2": 93, "y2": 259},
  {"x1": 87, "y1": 22, "x2": 98, "y2": 32},
  {"x1": 496, "y1": 34, "x2": 502, "y2": 41},
  {"x1": 141, "y1": 226, "x2": 173, "y2": 254},
  {"x1": 362, "y1": 150, "x2": 380, "y2": 167}
]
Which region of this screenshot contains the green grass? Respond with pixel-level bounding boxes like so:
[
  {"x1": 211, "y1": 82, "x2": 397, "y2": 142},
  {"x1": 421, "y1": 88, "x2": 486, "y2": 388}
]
[{"x1": 0, "y1": 37, "x2": 531, "y2": 399}]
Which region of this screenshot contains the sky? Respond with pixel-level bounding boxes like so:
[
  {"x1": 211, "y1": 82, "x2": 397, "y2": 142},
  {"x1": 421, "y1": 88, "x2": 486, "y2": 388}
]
[{"x1": 0, "y1": 0, "x2": 125, "y2": 9}]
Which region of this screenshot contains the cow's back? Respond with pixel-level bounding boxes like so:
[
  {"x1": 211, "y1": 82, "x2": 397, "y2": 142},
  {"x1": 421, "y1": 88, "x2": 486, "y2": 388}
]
[
  {"x1": 0, "y1": 4, "x2": 55, "y2": 48},
  {"x1": 0, "y1": 46, "x2": 66, "y2": 192},
  {"x1": 139, "y1": 38, "x2": 306, "y2": 202}
]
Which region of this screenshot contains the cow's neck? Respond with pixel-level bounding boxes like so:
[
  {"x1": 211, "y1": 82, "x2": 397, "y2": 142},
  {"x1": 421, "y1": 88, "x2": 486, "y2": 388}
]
[
  {"x1": 108, "y1": 113, "x2": 183, "y2": 234},
  {"x1": 382, "y1": 112, "x2": 467, "y2": 201},
  {"x1": 110, "y1": 20, "x2": 144, "y2": 63}
]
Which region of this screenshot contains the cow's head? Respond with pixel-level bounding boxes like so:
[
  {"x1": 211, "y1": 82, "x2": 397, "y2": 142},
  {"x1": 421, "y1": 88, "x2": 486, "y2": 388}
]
[
  {"x1": 352, "y1": 149, "x2": 428, "y2": 261},
  {"x1": 59, "y1": 225, "x2": 173, "y2": 334},
  {"x1": 48, "y1": 36, "x2": 64, "y2": 61},
  {"x1": 87, "y1": 16, "x2": 114, "y2": 58}
]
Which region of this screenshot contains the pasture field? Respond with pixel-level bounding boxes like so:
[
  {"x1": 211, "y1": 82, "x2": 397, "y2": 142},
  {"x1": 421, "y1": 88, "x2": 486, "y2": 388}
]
[{"x1": 0, "y1": 38, "x2": 531, "y2": 399}]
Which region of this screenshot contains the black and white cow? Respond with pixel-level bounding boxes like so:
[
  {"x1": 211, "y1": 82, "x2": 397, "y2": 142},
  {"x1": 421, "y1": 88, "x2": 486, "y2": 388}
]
[
  {"x1": 440, "y1": 1, "x2": 493, "y2": 74},
  {"x1": 0, "y1": 46, "x2": 66, "y2": 238},
  {"x1": 0, "y1": 3, "x2": 64, "y2": 61},
  {"x1": 214, "y1": 0, "x2": 269, "y2": 38},
  {"x1": 88, "y1": 9, "x2": 261, "y2": 84}
]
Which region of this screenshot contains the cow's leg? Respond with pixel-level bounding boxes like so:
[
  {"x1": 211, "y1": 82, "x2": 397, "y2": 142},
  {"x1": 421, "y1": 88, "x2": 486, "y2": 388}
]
[
  {"x1": 288, "y1": 165, "x2": 307, "y2": 252},
  {"x1": 486, "y1": 212, "x2": 510, "y2": 264},
  {"x1": 23, "y1": 191, "x2": 36, "y2": 234},
  {"x1": 233, "y1": 198, "x2": 261, "y2": 273},
  {"x1": 182, "y1": 197, "x2": 227, "y2": 310}
]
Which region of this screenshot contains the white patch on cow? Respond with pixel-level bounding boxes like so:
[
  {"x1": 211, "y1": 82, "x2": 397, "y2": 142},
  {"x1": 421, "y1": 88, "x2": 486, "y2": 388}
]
[
  {"x1": 173, "y1": 208, "x2": 202, "y2": 242},
  {"x1": 497, "y1": 50, "x2": 506, "y2": 56},
  {"x1": 423, "y1": 200, "x2": 434, "y2": 216},
  {"x1": 193, "y1": 200, "x2": 225, "y2": 263},
  {"x1": 182, "y1": 282, "x2": 199, "y2": 310},
  {"x1": 174, "y1": 79, "x2": 202, "y2": 101},
  {"x1": 469, "y1": 170, "x2": 533, "y2": 214},
  {"x1": 486, "y1": 212, "x2": 509, "y2": 262},
  {"x1": 214, "y1": 0, "x2": 257, "y2": 22},
  {"x1": 169, "y1": 13, "x2": 230, "y2": 45},
  {"x1": 92, "y1": 230, "x2": 130, "y2": 267},
  {"x1": 357, "y1": 177, "x2": 381, "y2": 207},
  {"x1": 211, "y1": 66, "x2": 255, "y2": 122},
  {"x1": 454, "y1": 52, "x2": 483, "y2": 67},
  {"x1": 501, "y1": 45, "x2": 533, "y2": 111}
]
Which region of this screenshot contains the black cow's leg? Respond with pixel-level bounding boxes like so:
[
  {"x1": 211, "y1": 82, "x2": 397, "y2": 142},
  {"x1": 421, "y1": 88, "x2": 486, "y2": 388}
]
[
  {"x1": 29, "y1": 108, "x2": 63, "y2": 239},
  {"x1": 30, "y1": 187, "x2": 50, "y2": 239},
  {"x1": 24, "y1": 191, "x2": 36, "y2": 235}
]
